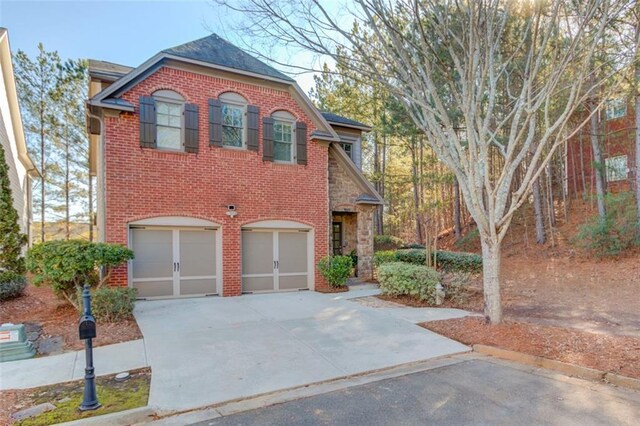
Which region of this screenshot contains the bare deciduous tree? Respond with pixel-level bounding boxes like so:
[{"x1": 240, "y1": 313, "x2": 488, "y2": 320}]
[{"x1": 219, "y1": 0, "x2": 635, "y2": 323}]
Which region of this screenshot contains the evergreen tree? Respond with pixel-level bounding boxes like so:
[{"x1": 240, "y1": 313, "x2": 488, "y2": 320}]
[{"x1": 0, "y1": 143, "x2": 27, "y2": 274}]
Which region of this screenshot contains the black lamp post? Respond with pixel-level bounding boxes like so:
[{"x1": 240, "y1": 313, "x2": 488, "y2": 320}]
[{"x1": 78, "y1": 283, "x2": 101, "y2": 411}]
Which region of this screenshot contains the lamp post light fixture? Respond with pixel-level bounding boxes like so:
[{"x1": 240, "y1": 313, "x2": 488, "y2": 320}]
[{"x1": 78, "y1": 283, "x2": 101, "y2": 411}]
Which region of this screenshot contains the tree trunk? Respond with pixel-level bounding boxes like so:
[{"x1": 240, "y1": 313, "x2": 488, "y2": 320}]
[
  {"x1": 532, "y1": 179, "x2": 545, "y2": 244},
  {"x1": 40, "y1": 115, "x2": 45, "y2": 243},
  {"x1": 64, "y1": 121, "x2": 70, "y2": 240},
  {"x1": 590, "y1": 103, "x2": 607, "y2": 219},
  {"x1": 480, "y1": 235, "x2": 502, "y2": 324},
  {"x1": 635, "y1": 60, "x2": 640, "y2": 226},
  {"x1": 454, "y1": 178, "x2": 462, "y2": 239}
]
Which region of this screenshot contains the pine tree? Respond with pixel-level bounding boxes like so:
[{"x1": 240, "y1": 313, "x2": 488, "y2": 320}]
[{"x1": 0, "y1": 143, "x2": 27, "y2": 274}]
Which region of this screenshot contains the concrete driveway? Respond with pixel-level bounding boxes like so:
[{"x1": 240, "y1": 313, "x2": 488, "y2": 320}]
[{"x1": 134, "y1": 290, "x2": 469, "y2": 412}]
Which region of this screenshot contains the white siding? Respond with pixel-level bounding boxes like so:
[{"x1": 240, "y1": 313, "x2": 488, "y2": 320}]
[{"x1": 0, "y1": 62, "x2": 30, "y2": 239}]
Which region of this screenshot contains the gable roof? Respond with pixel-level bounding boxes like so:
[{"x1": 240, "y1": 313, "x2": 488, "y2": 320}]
[
  {"x1": 329, "y1": 144, "x2": 383, "y2": 205},
  {"x1": 321, "y1": 112, "x2": 372, "y2": 131},
  {"x1": 88, "y1": 59, "x2": 133, "y2": 82},
  {"x1": 163, "y1": 34, "x2": 294, "y2": 83}
]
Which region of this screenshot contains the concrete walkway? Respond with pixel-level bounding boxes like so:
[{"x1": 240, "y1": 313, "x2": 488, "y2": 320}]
[
  {"x1": 134, "y1": 289, "x2": 472, "y2": 413},
  {"x1": 0, "y1": 339, "x2": 148, "y2": 390}
]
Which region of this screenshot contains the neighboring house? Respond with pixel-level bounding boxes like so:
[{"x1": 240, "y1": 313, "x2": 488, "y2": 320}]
[
  {"x1": 566, "y1": 98, "x2": 637, "y2": 196},
  {"x1": 0, "y1": 28, "x2": 38, "y2": 245},
  {"x1": 87, "y1": 34, "x2": 383, "y2": 298}
]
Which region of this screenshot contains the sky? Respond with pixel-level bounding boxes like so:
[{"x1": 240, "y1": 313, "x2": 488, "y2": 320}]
[{"x1": 0, "y1": 0, "x2": 327, "y2": 93}]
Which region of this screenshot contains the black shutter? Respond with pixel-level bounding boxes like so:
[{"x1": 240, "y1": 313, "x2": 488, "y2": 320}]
[
  {"x1": 296, "y1": 121, "x2": 307, "y2": 165},
  {"x1": 262, "y1": 117, "x2": 274, "y2": 161},
  {"x1": 139, "y1": 96, "x2": 156, "y2": 148},
  {"x1": 246, "y1": 105, "x2": 260, "y2": 151},
  {"x1": 209, "y1": 99, "x2": 222, "y2": 147},
  {"x1": 184, "y1": 103, "x2": 199, "y2": 154}
]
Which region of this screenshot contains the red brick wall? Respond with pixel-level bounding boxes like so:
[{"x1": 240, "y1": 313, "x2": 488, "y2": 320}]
[
  {"x1": 566, "y1": 102, "x2": 637, "y2": 196},
  {"x1": 103, "y1": 66, "x2": 330, "y2": 295}
]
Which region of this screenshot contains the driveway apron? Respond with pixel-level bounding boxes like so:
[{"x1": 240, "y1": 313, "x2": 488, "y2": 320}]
[{"x1": 134, "y1": 291, "x2": 469, "y2": 412}]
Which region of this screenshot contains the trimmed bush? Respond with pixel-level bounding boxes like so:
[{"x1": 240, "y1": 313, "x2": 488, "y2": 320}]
[
  {"x1": 575, "y1": 192, "x2": 639, "y2": 257},
  {"x1": 394, "y1": 249, "x2": 482, "y2": 273},
  {"x1": 400, "y1": 243, "x2": 425, "y2": 249},
  {"x1": 89, "y1": 287, "x2": 138, "y2": 322},
  {"x1": 0, "y1": 271, "x2": 27, "y2": 301},
  {"x1": 373, "y1": 250, "x2": 397, "y2": 266},
  {"x1": 317, "y1": 255, "x2": 353, "y2": 288},
  {"x1": 454, "y1": 229, "x2": 480, "y2": 251},
  {"x1": 26, "y1": 240, "x2": 134, "y2": 309},
  {"x1": 374, "y1": 235, "x2": 404, "y2": 252},
  {"x1": 378, "y1": 262, "x2": 441, "y2": 304}
]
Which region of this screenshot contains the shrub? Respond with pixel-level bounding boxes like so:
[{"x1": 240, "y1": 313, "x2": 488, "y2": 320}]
[
  {"x1": 0, "y1": 271, "x2": 27, "y2": 301},
  {"x1": 0, "y1": 143, "x2": 27, "y2": 275},
  {"x1": 434, "y1": 251, "x2": 483, "y2": 273},
  {"x1": 575, "y1": 192, "x2": 639, "y2": 257},
  {"x1": 26, "y1": 240, "x2": 134, "y2": 309},
  {"x1": 317, "y1": 255, "x2": 353, "y2": 288},
  {"x1": 394, "y1": 249, "x2": 482, "y2": 273},
  {"x1": 374, "y1": 235, "x2": 404, "y2": 252},
  {"x1": 377, "y1": 262, "x2": 441, "y2": 304},
  {"x1": 441, "y1": 272, "x2": 475, "y2": 305},
  {"x1": 86, "y1": 287, "x2": 138, "y2": 322},
  {"x1": 400, "y1": 243, "x2": 425, "y2": 249},
  {"x1": 373, "y1": 250, "x2": 397, "y2": 267},
  {"x1": 455, "y1": 228, "x2": 480, "y2": 251}
]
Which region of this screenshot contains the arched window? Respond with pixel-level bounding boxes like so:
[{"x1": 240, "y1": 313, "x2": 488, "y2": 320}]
[
  {"x1": 153, "y1": 90, "x2": 185, "y2": 151},
  {"x1": 219, "y1": 92, "x2": 248, "y2": 148},
  {"x1": 271, "y1": 110, "x2": 295, "y2": 163}
]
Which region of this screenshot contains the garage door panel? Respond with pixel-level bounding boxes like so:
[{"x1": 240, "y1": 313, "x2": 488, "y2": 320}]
[
  {"x1": 278, "y1": 275, "x2": 307, "y2": 291},
  {"x1": 132, "y1": 229, "x2": 173, "y2": 279},
  {"x1": 180, "y1": 230, "x2": 216, "y2": 277},
  {"x1": 242, "y1": 276, "x2": 274, "y2": 293},
  {"x1": 242, "y1": 232, "x2": 274, "y2": 275},
  {"x1": 135, "y1": 280, "x2": 173, "y2": 298},
  {"x1": 278, "y1": 232, "x2": 307, "y2": 274},
  {"x1": 180, "y1": 278, "x2": 216, "y2": 295}
]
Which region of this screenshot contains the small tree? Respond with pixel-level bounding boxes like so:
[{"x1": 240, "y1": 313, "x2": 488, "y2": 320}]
[
  {"x1": 26, "y1": 240, "x2": 134, "y2": 309},
  {"x1": 0, "y1": 143, "x2": 27, "y2": 274},
  {"x1": 317, "y1": 255, "x2": 353, "y2": 288}
]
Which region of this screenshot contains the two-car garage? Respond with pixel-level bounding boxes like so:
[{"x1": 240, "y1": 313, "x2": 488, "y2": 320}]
[{"x1": 128, "y1": 218, "x2": 312, "y2": 298}]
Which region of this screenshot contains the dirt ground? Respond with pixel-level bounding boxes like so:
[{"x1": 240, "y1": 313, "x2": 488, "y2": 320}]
[
  {"x1": 422, "y1": 317, "x2": 640, "y2": 380},
  {"x1": 0, "y1": 284, "x2": 141, "y2": 354},
  {"x1": 381, "y1": 201, "x2": 640, "y2": 378}
]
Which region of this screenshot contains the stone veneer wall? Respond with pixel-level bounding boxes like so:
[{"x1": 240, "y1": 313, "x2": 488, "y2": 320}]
[{"x1": 328, "y1": 150, "x2": 375, "y2": 280}]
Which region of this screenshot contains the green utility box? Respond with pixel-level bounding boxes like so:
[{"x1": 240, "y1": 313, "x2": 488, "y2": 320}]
[{"x1": 0, "y1": 324, "x2": 36, "y2": 362}]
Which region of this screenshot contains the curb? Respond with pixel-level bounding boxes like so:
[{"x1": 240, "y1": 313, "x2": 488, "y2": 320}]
[
  {"x1": 473, "y1": 344, "x2": 640, "y2": 391},
  {"x1": 58, "y1": 406, "x2": 157, "y2": 426}
]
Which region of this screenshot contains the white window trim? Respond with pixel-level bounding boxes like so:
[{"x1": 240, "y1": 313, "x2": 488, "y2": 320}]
[
  {"x1": 605, "y1": 98, "x2": 627, "y2": 121},
  {"x1": 273, "y1": 117, "x2": 296, "y2": 164},
  {"x1": 605, "y1": 155, "x2": 628, "y2": 182},
  {"x1": 220, "y1": 93, "x2": 248, "y2": 150},
  {"x1": 154, "y1": 91, "x2": 185, "y2": 152}
]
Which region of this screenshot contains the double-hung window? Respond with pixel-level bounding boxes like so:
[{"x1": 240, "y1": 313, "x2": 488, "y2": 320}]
[
  {"x1": 154, "y1": 90, "x2": 184, "y2": 150},
  {"x1": 220, "y1": 92, "x2": 247, "y2": 148},
  {"x1": 605, "y1": 98, "x2": 627, "y2": 121},
  {"x1": 338, "y1": 142, "x2": 353, "y2": 160},
  {"x1": 272, "y1": 110, "x2": 296, "y2": 163}
]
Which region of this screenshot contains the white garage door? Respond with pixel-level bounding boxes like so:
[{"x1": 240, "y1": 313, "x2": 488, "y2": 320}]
[
  {"x1": 241, "y1": 229, "x2": 309, "y2": 293},
  {"x1": 131, "y1": 227, "x2": 218, "y2": 298}
]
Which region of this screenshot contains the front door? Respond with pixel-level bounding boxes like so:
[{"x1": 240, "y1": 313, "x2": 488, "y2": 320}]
[
  {"x1": 131, "y1": 228, "x2": 217, "y2": 298},
  {"x1": 332, "y1": 222, "x2": 343, "y2": 255},
  {"x1": 241, "y1": 229, "x2": 308, "y2": 293}
]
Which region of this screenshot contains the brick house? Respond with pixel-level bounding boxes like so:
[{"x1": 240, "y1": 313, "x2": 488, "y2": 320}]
[
  {"x1": 86, "y1": 34, "x2": 382, "y2": 298},
  {"x1": 566, "y1": 98, "x2": 638, "y2": 196}
]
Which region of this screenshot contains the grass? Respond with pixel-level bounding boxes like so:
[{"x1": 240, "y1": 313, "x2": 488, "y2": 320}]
[{"x1": 15, "y1": 369, "x2": 150, "y2": 426}]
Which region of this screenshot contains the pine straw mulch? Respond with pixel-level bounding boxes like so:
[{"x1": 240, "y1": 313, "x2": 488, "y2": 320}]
[
  {"x1": 0, "y1": 284, "x2": 141, "y2": 354},
  {"x1": 421, "y1": 316, "x2": 640, "y2": 380}
]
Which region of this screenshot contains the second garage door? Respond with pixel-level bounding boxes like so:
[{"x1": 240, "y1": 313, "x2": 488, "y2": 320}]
[{"x1": 241, "y1": 229, "x2": 309, "y2": 293}]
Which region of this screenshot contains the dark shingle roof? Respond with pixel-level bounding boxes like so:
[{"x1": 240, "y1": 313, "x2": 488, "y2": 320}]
[
  {"x1": 162, "y1": 34, "x2": 294, "y2": 82},
  {"x1": 88, "y1": 59, "x2": 133, "y2": 81},
  {"x1": 321, "y1": 112, "x2": 371, "y2": 130}
]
